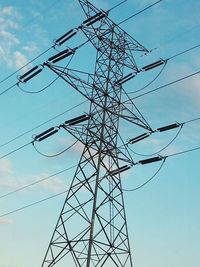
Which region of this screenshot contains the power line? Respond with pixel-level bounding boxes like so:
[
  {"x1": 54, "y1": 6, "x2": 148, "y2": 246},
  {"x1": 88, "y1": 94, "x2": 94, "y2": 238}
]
[
  {"x1": 123, "y1": 158, "x2": 166, "y2": 192},
  {"x1": 17, "y1": 53, "x2": 75, "y2": 94},
  {"x1": 1, "y1": 6, "x2": 199, "y2": 100},
  {"x1": 0, "y1": 38, "x2": 92, "y2": 98},
  {"x1": 0, "y1": 171, "x2": 97, "y2": 219},
  {"x1": 0, "y1": 46, "x2": 78, "y2": 97},
  {"x1": 0, "y1": 47, "x2": 53, "y2": 86},
  {"x1": 167, "y1": 43, "x2": 200, "y2": 61},
  {"x1": 182, "y1": 116, "x2": 200, "y2": 124},
  {"x1": 0, "y1": 164, "x2": 77, "y2": 199},
  {"x1": 1, "y1": 141, "x2": 200, "y2": 218},
  {"x1": 118, "y1": 0, "x2": 163, "y2": 25},
  {"x1": 126, "y1": 116, "x2": 200, "y2": 156},
  {"x1": 1, "y1": 110, "x2": 197, "y2": 167},
  {"x1": 153, "y1": 22, "x2": 200, "y2": 57},
  {"x1": 0, "y1": 189, "x2": 69, "y2": 218},
  {"x1": 165, "y1": 146, "x2": 200, "y2": 158},
  {"x1": 0, "y1": 153, "x2": 102, "y2": 201},
  {"x1": 128, "y1": 124, "x2": 183, "y2": 157},
  {"x1": 128, "y1": 69, "x2": 200, "y2": 99},
  {"x1": 0, "y1": 135, "x2": 79, "y2": 162},
  {"x1": 17, "y1": 75, "x2": 59, "y2": 94},
  {"x1": 32, "y1": 140, "x2": 78, "y2": 158},
  {"x1": 127, "y1": 60, "x2": 167, "y2": 95},
  {"x1": 0, "y1": 0, "x2": 73, "y2": 86},
  {"x1": 0, "y1": 118, "x2": 197, "y2": 201},
  {"x1": 127, "y1": 43, "x2": 200, "y2": 94},
  {"x1": 0, "y1": 109, "x2": 198, "y2": 172},
  {"x1": 0, "y1": 109, "x2": 90, "y2": 162},
  {"x1": 0, "y1": 142, "x2": 32, "y2": 161},
  {"x1": 0, "y1": 83, "x2": 17, "y2": 96},
  {"x1": 124, "y1": 143, "x2": 200, "y2": 192},
  {"x1": 109, "y1": 0, "x2": 128, "y2": 12},
  {"x1": 0, "y1": 1, "x2": 127, "y2": 89},
  {"x1": 0, "y1": 100, "x2": 87, "y2": 149}
]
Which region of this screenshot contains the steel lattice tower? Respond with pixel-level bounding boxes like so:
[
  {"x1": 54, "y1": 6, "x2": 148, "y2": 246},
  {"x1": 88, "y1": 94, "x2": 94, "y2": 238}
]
[{"x1": 41, "y1": 1, "x2": 152, "y2": 266}]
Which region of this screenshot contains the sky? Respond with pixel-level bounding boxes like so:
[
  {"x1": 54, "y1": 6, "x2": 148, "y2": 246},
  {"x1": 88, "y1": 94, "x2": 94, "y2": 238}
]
[{"x1": 0, "y1": 0, "x2": 200, "y2": 267}]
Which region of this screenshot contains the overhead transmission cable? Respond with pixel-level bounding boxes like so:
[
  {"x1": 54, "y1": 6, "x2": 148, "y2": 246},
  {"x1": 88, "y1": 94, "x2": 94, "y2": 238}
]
[
  {"x1": 0, "y1": 164, "x2": 78, "y2": 199},
  {"x1": 0, "y1": 172, "x2": 98, "y2": 219},
  {"x1": 0, "y1": 141, "x2": 32, "y2": 161},
  {"x1": 0, "y1": 84, "x2": 17, "y2": 97},
  {"x1": 183, "y1": 117, "x2": 200, "y2": 124},
  {"x1": 32, "y1": 139, "x2": 78, "y2": 158},
  {"x1": 0, "y1": 117, "x2": 199, "y2": 200},
  {"x1": 118, "y1": 0, "x2": 163, "y2": 25},
  {"x1": 0, "y1": 0, "x2": 197, "y2": 98},
  {"x1": 0, "y1": 111, "x2": 199, "y2": 163},
  {"x1": 123, "y1": 158, "x2": 166, "y2": 192},
  {"x1": 17, "y1": 53, "x2": 75, "y2": 94},
  {"x1": 1, "y1": 143, "x2": 200, "y2": 218},
  {"x1": 167, "y1": 43, "x2": 200, "y2": 61},
  {"x1": 0, "y1": 46, "x2": 53, "y2": 86},
  {"x1": 0, "y1": 151, "x2": 103, "y2": 201},
  {"x1": 0, "y1": 0, "x2": 162, "y2": 97},
  {"x1": 0, "y1": 100, "x2": 87, "y2": 149},
  {"x1": 0, "y1": 41, "x2": 85, "y2": 97},
  {"x1": 109, "y1": 0, "x2": 128, "y2": 11},
  {"x1": 127, "y1": 44, "x2": 200, "y2": 95},
  {"x1": 126, "y1": 60, "x2": 167, "y2": 95},
  {"x1": 0, "y1": 130, "x2": 78, "y2": 162},
  {"x1": 0, "y1": 1, "x2": 199, "y2": 99},
  {"x1": 128, "y1": 124, "x2": 183, "y2": 157},
  {"x1": 166, "y1": 146, "x2": 200, "y2": 158},
  {"x1": 0, "y1": 189, "x2": 70, "y2": 218},
  {"x1": 127, "y1": 69, "x2": 200, "y2": 99},
  {"x1": 0, "y1": 0, "x2": 128, "y2": 88}
]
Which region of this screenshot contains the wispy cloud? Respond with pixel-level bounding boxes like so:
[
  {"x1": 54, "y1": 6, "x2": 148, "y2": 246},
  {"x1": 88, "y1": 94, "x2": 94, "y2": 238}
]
[
  {"x1": 0, "y1": 158, "x2": 13, "y2": 176},
  {"x1": 13, "y1": 51, "x2": 29, "y2": 69},
  {"x1": 33, "y1": 174, "x2": 67, "y2": 193},
  {"x1": 0, "y1": 17, "x2": 19, "y2": 30},
  {"x1": 0, "y1": 5, "x2": 39, "y2": 71},
  {"x1": 0, "y1": 158, "x2": 67, "y2": 195},
  {"x1": 0, "y1": 6, "x2": 20, "y2": 17},
  {"x1": 0, "y1": 159, "x2": 23, "y2": 190},
  {"x1": 22, "y1": 42, "x2": 39, "y2": 53},
  {"x1": 0, "y1": 30, "x2": 19, "y2": 44}
]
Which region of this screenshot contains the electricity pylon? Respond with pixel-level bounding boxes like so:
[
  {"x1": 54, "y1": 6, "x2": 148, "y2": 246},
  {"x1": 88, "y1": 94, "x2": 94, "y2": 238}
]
[{"x1": 40, "y1": 1, "x2": 152, "y2": 266}]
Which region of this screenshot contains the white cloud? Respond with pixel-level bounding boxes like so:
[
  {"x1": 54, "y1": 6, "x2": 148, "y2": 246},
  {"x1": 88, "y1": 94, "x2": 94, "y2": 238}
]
[
  {"x1": 0, "y1": 159, "x2": 13, "y2": 176},
  {"x1": 0, "y1": 5, "x2": 38, "y2": 70},
  {"x1": 0, "y1": 17, "x2": 19, "y2": 30},
  {"x1": 13, "y1": 51, "x2": 29, "y2": 69},
  {"x1": 0, "y1": 159, "x2": 22, "y2": 190},
  {"x1": 0, "y1": 158, "x2": 67, "y2": 195},
  {"x1": 0, "y1": 6, "x2": 18, "y2": 17},
  {"x1": 0, "y1": 45, "x2": 8, "y2": 63},
  {"x1": 186, "y1": 75, "x2": 200, "y2": 98},
  {"x1": 0, "y1": 6, "x2": 21, "y2": 68},
  {"x1": 34, "y1": 175, "x2": 67, "y2": 193},
  {"x1": 0, "y1": 30, "x2": 19, "y2": 44},
  {"x1": 22, "y1": 42, "x2": 39, "y2": 53}
]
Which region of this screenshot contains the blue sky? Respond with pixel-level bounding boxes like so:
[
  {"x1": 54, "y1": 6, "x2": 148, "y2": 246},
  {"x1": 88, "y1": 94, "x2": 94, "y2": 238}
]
[{"x1": 0, "y1": 0, "x2": 200, "y2": 267}]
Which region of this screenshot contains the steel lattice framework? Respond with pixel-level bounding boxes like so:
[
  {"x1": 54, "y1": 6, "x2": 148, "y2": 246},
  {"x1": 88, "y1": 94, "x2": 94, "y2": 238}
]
[{"x1": 41, "y1": 1, "x2": 152, "y2": 266}]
